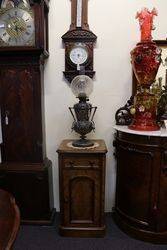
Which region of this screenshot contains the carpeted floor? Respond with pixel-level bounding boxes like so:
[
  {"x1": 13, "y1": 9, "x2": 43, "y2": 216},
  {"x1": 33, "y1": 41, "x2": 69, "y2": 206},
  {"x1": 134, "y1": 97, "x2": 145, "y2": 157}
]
[{"x1": 14, "y1": 214, "x2": 167, "y2": 250}]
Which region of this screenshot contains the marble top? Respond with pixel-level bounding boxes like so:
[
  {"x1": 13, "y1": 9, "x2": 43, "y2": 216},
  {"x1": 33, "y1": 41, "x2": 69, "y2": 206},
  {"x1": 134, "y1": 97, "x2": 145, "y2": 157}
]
[
  {"x1": 114, "y1": 125, "x2": 167, "y2": 137},
  {"x1": 57, "y1": 140, "x2": 107, "y2": 153}
]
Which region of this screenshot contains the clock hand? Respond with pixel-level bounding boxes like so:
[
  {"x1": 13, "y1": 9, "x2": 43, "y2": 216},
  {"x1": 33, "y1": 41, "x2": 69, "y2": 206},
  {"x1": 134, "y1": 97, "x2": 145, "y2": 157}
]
[{"x1": 15, "y1": 25, "x2": 18, "y2": 32}]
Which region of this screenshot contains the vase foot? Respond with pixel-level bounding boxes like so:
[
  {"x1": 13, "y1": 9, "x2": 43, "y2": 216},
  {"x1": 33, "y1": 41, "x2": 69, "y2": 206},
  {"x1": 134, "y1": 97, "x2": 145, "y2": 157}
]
[{"x1": 128, "y1": 123, "x2": 160, "y2": 131}]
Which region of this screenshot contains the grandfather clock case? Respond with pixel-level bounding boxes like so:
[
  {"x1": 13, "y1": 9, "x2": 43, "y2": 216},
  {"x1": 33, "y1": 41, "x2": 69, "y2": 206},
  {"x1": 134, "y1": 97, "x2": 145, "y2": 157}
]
[{"x1": 0, "y1": 0, "x2": 54, "y2": 224}]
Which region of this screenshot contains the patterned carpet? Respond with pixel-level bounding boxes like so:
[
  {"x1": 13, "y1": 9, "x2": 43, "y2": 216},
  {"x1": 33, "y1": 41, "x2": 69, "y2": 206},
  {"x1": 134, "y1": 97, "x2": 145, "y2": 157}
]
[{"x1": 14, "y1": 214, "x2": 167, "y2": 250}]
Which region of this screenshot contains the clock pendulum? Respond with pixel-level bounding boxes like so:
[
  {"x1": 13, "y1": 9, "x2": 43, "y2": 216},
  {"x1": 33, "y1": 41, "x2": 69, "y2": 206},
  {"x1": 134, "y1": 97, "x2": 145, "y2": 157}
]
[
  {"x1": 0, "y1": 0, "x2": 54, "y2": 224},
  {"x1": 62, "y1": 0, "x2": 97, "y2": 82}
]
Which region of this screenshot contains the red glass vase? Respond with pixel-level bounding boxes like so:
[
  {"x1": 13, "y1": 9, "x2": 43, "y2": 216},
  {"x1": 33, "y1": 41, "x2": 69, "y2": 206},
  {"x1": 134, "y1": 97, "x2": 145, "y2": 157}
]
[
  {"x1": 129, "y1": 8, "x2": 161, "y2": 131},
  {"x1": 131, "y1": 41, "x2": 161, "y2": 87},
  {"x1": 129, "y1": 88, "x2": 159, "y2": 131}
]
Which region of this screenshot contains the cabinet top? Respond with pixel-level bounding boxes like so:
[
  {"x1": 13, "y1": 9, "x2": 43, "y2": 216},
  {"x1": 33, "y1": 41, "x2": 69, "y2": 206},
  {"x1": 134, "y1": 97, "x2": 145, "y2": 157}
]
[
  {"x1": 57, "y1": 140, "x2": 107, "y2": 154},
  {"x1": 114, "y1": 125, "x2": 167, "y2": 137}
]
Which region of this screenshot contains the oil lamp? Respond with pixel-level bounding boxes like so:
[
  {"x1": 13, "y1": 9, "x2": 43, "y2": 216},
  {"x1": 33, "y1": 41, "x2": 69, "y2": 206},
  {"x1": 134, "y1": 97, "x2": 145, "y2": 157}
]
[{"x1": 69, "y1": 75, "x2": 97, "y2": 147}]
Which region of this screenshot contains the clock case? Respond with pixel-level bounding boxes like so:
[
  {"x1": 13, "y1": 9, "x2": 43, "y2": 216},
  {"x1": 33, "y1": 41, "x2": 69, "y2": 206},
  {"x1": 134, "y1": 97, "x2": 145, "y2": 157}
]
[
  {"x1": 62, "y1": 29, "x2": 97, "y2": 82},
  {"x1": 0, "y1": 0, "x2": 55, "y2": 224},
  {"x1": 62, "y1": 0, "x2": 97, "y2": 83}
]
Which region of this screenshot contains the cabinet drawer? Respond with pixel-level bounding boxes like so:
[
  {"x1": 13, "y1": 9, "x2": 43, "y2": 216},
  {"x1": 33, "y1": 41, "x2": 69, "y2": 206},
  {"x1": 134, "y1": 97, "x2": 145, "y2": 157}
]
[{"x1": 63, "y1": 156, "x2": 101, "y2": 169}]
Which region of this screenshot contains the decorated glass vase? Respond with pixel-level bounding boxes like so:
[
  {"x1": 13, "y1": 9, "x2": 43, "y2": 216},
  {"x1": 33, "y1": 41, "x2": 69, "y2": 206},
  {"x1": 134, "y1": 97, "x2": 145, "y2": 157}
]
[
  {"x1": 129, "y1": 8, "x2": 162, "y2": 131},
  {"x1": 129, "y1": 88, "x2": 159, "y2": 131}
]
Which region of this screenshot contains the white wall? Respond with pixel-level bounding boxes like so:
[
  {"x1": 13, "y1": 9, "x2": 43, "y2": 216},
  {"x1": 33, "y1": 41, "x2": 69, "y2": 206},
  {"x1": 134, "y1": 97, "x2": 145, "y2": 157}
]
[{"x1": 45, "y1": 0, "x2": 167, "y2": 211}]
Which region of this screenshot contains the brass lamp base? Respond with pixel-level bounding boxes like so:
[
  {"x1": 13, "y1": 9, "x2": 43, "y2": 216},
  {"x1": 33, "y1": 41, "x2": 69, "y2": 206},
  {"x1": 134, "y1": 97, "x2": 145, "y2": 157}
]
[{"x1": 72, "y1": 139, "x2": 94, "y2": 148}]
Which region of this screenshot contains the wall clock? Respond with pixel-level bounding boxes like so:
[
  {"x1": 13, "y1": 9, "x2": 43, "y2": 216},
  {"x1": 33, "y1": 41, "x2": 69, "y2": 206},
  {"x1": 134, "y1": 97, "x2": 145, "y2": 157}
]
[
  {"x1": 0, "y1": 0, "x2": 54, "y2": 224},
  {"x1": 62, "y1": 0, "x2": 97, "y2": 82}
]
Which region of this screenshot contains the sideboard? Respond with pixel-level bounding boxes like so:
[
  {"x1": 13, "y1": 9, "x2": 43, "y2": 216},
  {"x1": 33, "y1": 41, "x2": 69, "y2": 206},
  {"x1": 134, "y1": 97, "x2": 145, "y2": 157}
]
[{"x1": 113, "y1": 126, "x2": 167, "y2": 243}]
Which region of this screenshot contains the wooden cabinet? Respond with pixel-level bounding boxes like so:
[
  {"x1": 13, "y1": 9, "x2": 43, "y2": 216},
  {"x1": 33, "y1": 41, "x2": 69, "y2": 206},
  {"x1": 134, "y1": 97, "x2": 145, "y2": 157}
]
[
  {"x1": 113, "y1": 128, "x2": 167, "y2": 243},
  {"x1": 57, "y1": 140, "x2": 107, "y2": 237}
]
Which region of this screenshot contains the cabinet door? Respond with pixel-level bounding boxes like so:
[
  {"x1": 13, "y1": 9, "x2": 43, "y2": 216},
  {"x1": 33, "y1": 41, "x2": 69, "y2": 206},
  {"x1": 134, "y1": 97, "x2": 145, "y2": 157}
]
[
  {"x1": 0, "y1": 169, "x2": 51, "y2": 220},
  {"x1": 115, "y1": 143, "x2": 155, "y2": 230},
  {"x1": 157, "y1": 151, "x2": 167, "y2": 232},
  {"x1": 0, "y1": 67, "x2": 43, "y2": 162},
  {"x1": 62, "y1": 169, "x2": 101, "y2": 227}
]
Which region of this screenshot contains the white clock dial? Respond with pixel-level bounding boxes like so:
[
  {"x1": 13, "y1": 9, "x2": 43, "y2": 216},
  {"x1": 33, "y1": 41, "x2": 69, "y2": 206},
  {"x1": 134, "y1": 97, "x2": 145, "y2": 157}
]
[
  {"x1": 0, "y1": 7, "x2": 35, "y2": 46},
  {"x1": 70, "y1": 45, "x2": 88, "y2": 65}
]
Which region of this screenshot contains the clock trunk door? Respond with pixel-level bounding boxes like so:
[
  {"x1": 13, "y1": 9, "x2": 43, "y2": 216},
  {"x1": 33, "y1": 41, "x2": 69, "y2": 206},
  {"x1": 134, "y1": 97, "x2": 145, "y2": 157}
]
[{"x1": 0, "y1": 66, "x2": 43, "y2": 163}]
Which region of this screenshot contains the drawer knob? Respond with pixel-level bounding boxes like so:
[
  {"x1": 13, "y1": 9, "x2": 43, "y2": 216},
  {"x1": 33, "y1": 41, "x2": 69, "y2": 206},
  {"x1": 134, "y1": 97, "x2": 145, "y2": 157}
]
[
  {"x1": 89, "y1": 161, "x2": 95, "y2": 167},
  {"x1": 69, "y1": 161, "x2": 74, "y2": 167}
]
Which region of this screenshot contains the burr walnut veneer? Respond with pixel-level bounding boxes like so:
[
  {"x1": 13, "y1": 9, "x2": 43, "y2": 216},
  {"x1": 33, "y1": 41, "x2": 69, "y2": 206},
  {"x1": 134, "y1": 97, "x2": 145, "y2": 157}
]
[
  {"x1": 57, "y1": 139, "x2": 107, "y2": 237},
  {"x1": 113, "y1": 126, "x2": 167, "y2": 243}
]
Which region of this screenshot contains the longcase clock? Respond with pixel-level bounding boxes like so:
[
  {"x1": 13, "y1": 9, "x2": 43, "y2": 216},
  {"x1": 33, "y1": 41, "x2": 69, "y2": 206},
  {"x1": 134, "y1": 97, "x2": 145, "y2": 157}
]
[
  {"x1": 0, "y1": 0, "x2": 54, "y2": 224},
  {"x1": 62, "y1": 0, "x2": 97, "y2": 83}
]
